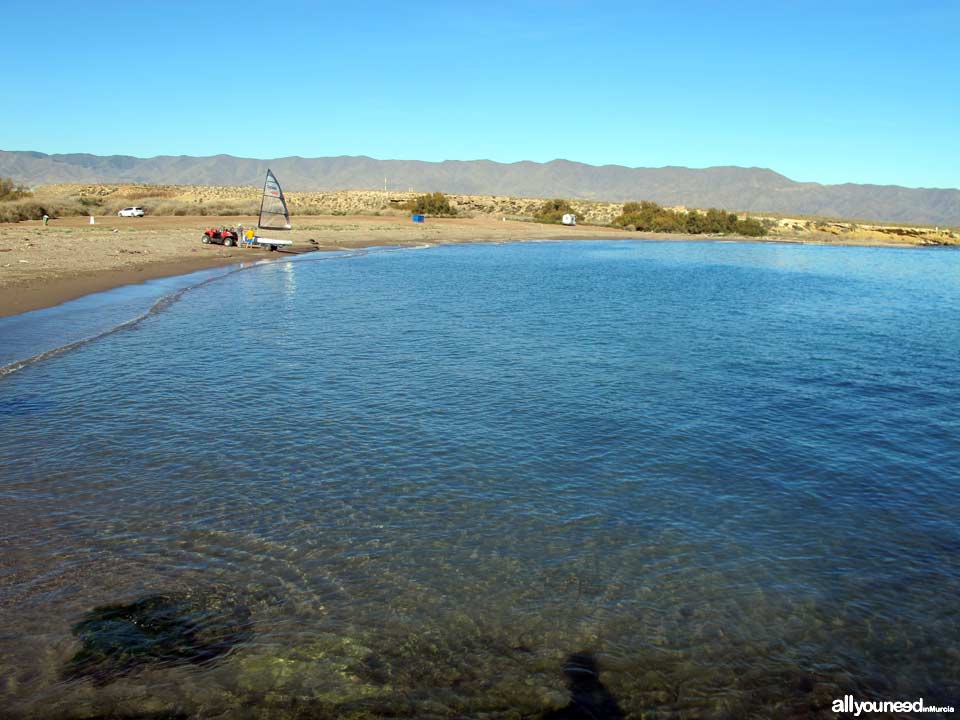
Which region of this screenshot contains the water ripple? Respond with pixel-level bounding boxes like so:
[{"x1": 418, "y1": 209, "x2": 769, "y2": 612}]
[{"x1": 1, "y1": 241, "x2": 958, "y2": 718}]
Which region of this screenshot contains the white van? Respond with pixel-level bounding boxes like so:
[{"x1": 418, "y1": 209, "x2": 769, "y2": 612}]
[{"x1": 118, "y1": 207, "x2": 145, "y2": 217}]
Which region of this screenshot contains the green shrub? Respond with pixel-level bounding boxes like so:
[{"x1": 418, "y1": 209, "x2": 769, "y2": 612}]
[
  {"x1": 0, "y1": 200, "x2": 48, "y2": 222},
  {"x1": 614, "y1": 200, "x2": 767, "y2": 237},
  {"x1": 733, "y1": 216, "x2": 768, "y2": 237},
  {"x1": 534, "y1": 198, "x2": 577, "y2": 224},
  {"x1": 406, "y1": 192, "x2": 457, "y2": 216},
  {"x1": 0, "y1": 177, "x2": 31, "y2": 202}
]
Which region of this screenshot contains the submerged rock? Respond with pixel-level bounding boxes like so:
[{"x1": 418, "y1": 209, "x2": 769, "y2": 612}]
[
  {"x1": 542, "y1": 652, "x2": 625, "y2": 720},
  {"x1": 63, "y1": 591, "x2": 254, "y2": 685}
]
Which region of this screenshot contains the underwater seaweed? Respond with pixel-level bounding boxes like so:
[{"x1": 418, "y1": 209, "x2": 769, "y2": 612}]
[{"x1": 63, "y1": 591, "x2": 254, "y2": 685}]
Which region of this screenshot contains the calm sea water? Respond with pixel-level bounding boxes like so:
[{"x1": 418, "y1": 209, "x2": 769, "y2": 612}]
[{"x1": 1, "y1": 240, "x2": 958, "y2": 719}]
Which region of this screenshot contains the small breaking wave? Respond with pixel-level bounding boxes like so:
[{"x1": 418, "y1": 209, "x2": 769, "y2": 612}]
[{"x1": 0, "y1": 245, "x2": 427, "y2": 380}]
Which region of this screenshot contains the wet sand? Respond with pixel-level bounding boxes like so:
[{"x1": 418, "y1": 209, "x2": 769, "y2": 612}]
[
  {"x1": 0, "y1": 215, "x2": 634, "y2": 317},
  {"x1": 1, "y1": 213, "x2": 950, "y2": 318}
]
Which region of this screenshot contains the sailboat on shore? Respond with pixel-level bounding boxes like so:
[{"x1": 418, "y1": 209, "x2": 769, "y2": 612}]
[
  {"x1": 258, "y1": 169, "x2": 292, "y2": 231},
  {"x1": 251, "y1": 169, "x2": 293, "y2": 251}
]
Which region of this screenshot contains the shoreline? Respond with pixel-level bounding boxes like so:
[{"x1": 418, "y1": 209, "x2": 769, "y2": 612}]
[
  {"x1": 0, "y1": 254, "x2": 268, "y2": 318},
  {"x1": 0, "y1": 214, "x2": 632, "y2": 318},
  {"x1": 1, "y1": 214, "x2": 953, "y2": 318}
]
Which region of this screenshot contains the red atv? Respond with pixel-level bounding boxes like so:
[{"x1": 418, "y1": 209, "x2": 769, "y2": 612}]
[{"x1": 201, "y1": 227, "x2": 240, "y2": 247}]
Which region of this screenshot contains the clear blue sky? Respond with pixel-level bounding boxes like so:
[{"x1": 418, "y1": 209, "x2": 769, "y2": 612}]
[{"x1": 4, "y1": 0, "x2": 957, "y2": 188}]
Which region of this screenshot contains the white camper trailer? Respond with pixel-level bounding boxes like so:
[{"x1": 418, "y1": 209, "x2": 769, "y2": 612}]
[{"x1": 562, "y1": 213, "x2": 577, "y2": 226}]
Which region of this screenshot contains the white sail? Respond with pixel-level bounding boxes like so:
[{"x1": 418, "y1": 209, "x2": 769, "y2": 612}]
[{"x1": 258, "y1": 169, "x2": 291, "y2": 230}]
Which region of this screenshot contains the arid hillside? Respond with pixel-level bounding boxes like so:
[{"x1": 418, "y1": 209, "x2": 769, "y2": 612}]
[
  {"x1": 22, "y1": 183, "x2": 960, "y2": 247},
  {"x1": 28, "y1": 183, "x2": 625, "y2": 223},
  {"x1": 4, "y1": 151, "x2": 960, "y2": 225}
]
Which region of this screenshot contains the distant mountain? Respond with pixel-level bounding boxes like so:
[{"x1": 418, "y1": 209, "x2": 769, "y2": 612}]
[{"x1": 2, "y1": 150, "x2": 958, "y2": 225}]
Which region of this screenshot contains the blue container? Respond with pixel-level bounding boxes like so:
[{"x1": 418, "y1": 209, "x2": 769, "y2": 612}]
[{"x1": 412, "y1": 214, "x2": 425, "y2": 223}]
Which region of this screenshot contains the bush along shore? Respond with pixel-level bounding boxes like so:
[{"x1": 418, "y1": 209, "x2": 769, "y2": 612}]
[
  {"x1": 612, "y1": 201, "x2": 768, "y2": 237},
  {"x1": 530, "y1": 198, "x2": 767, "y2": 237}
]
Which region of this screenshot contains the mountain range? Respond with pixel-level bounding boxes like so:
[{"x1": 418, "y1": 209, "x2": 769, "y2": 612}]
[{"x1": 2, "y1": 150, "x2": 957, "y2": 225}]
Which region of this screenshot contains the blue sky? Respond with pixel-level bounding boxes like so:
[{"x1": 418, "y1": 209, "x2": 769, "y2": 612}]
[{"x1": 4, "y1": 0, "x2": 957, "y2": 188}]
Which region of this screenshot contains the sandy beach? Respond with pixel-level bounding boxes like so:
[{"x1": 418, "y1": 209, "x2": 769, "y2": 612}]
[
  {"x1": 0, "y1": 215, "x2": 638, "y2": 317},
  {"x1": 1, "y1": 212, "x2": 955, "y2": 318}
]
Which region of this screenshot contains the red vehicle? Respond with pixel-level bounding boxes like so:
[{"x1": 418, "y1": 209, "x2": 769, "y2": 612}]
[{"x1": 201, "y1": 227, "x2": 240, "y2": 247}]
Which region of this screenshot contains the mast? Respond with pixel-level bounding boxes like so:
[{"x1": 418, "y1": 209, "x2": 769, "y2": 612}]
[{"x1": 258, "y1": 168, "x2": 292, "y2": 230}]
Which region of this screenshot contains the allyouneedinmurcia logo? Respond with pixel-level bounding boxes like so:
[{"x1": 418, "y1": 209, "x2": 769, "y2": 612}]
[{"x1": 832, "y1": 695, "x2": 954, "y2": 716}]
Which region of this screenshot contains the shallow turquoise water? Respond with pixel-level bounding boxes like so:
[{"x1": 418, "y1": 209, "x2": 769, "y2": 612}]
[{"x1": 0, "y1": 240, "x2": 958, "y2": 718}]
